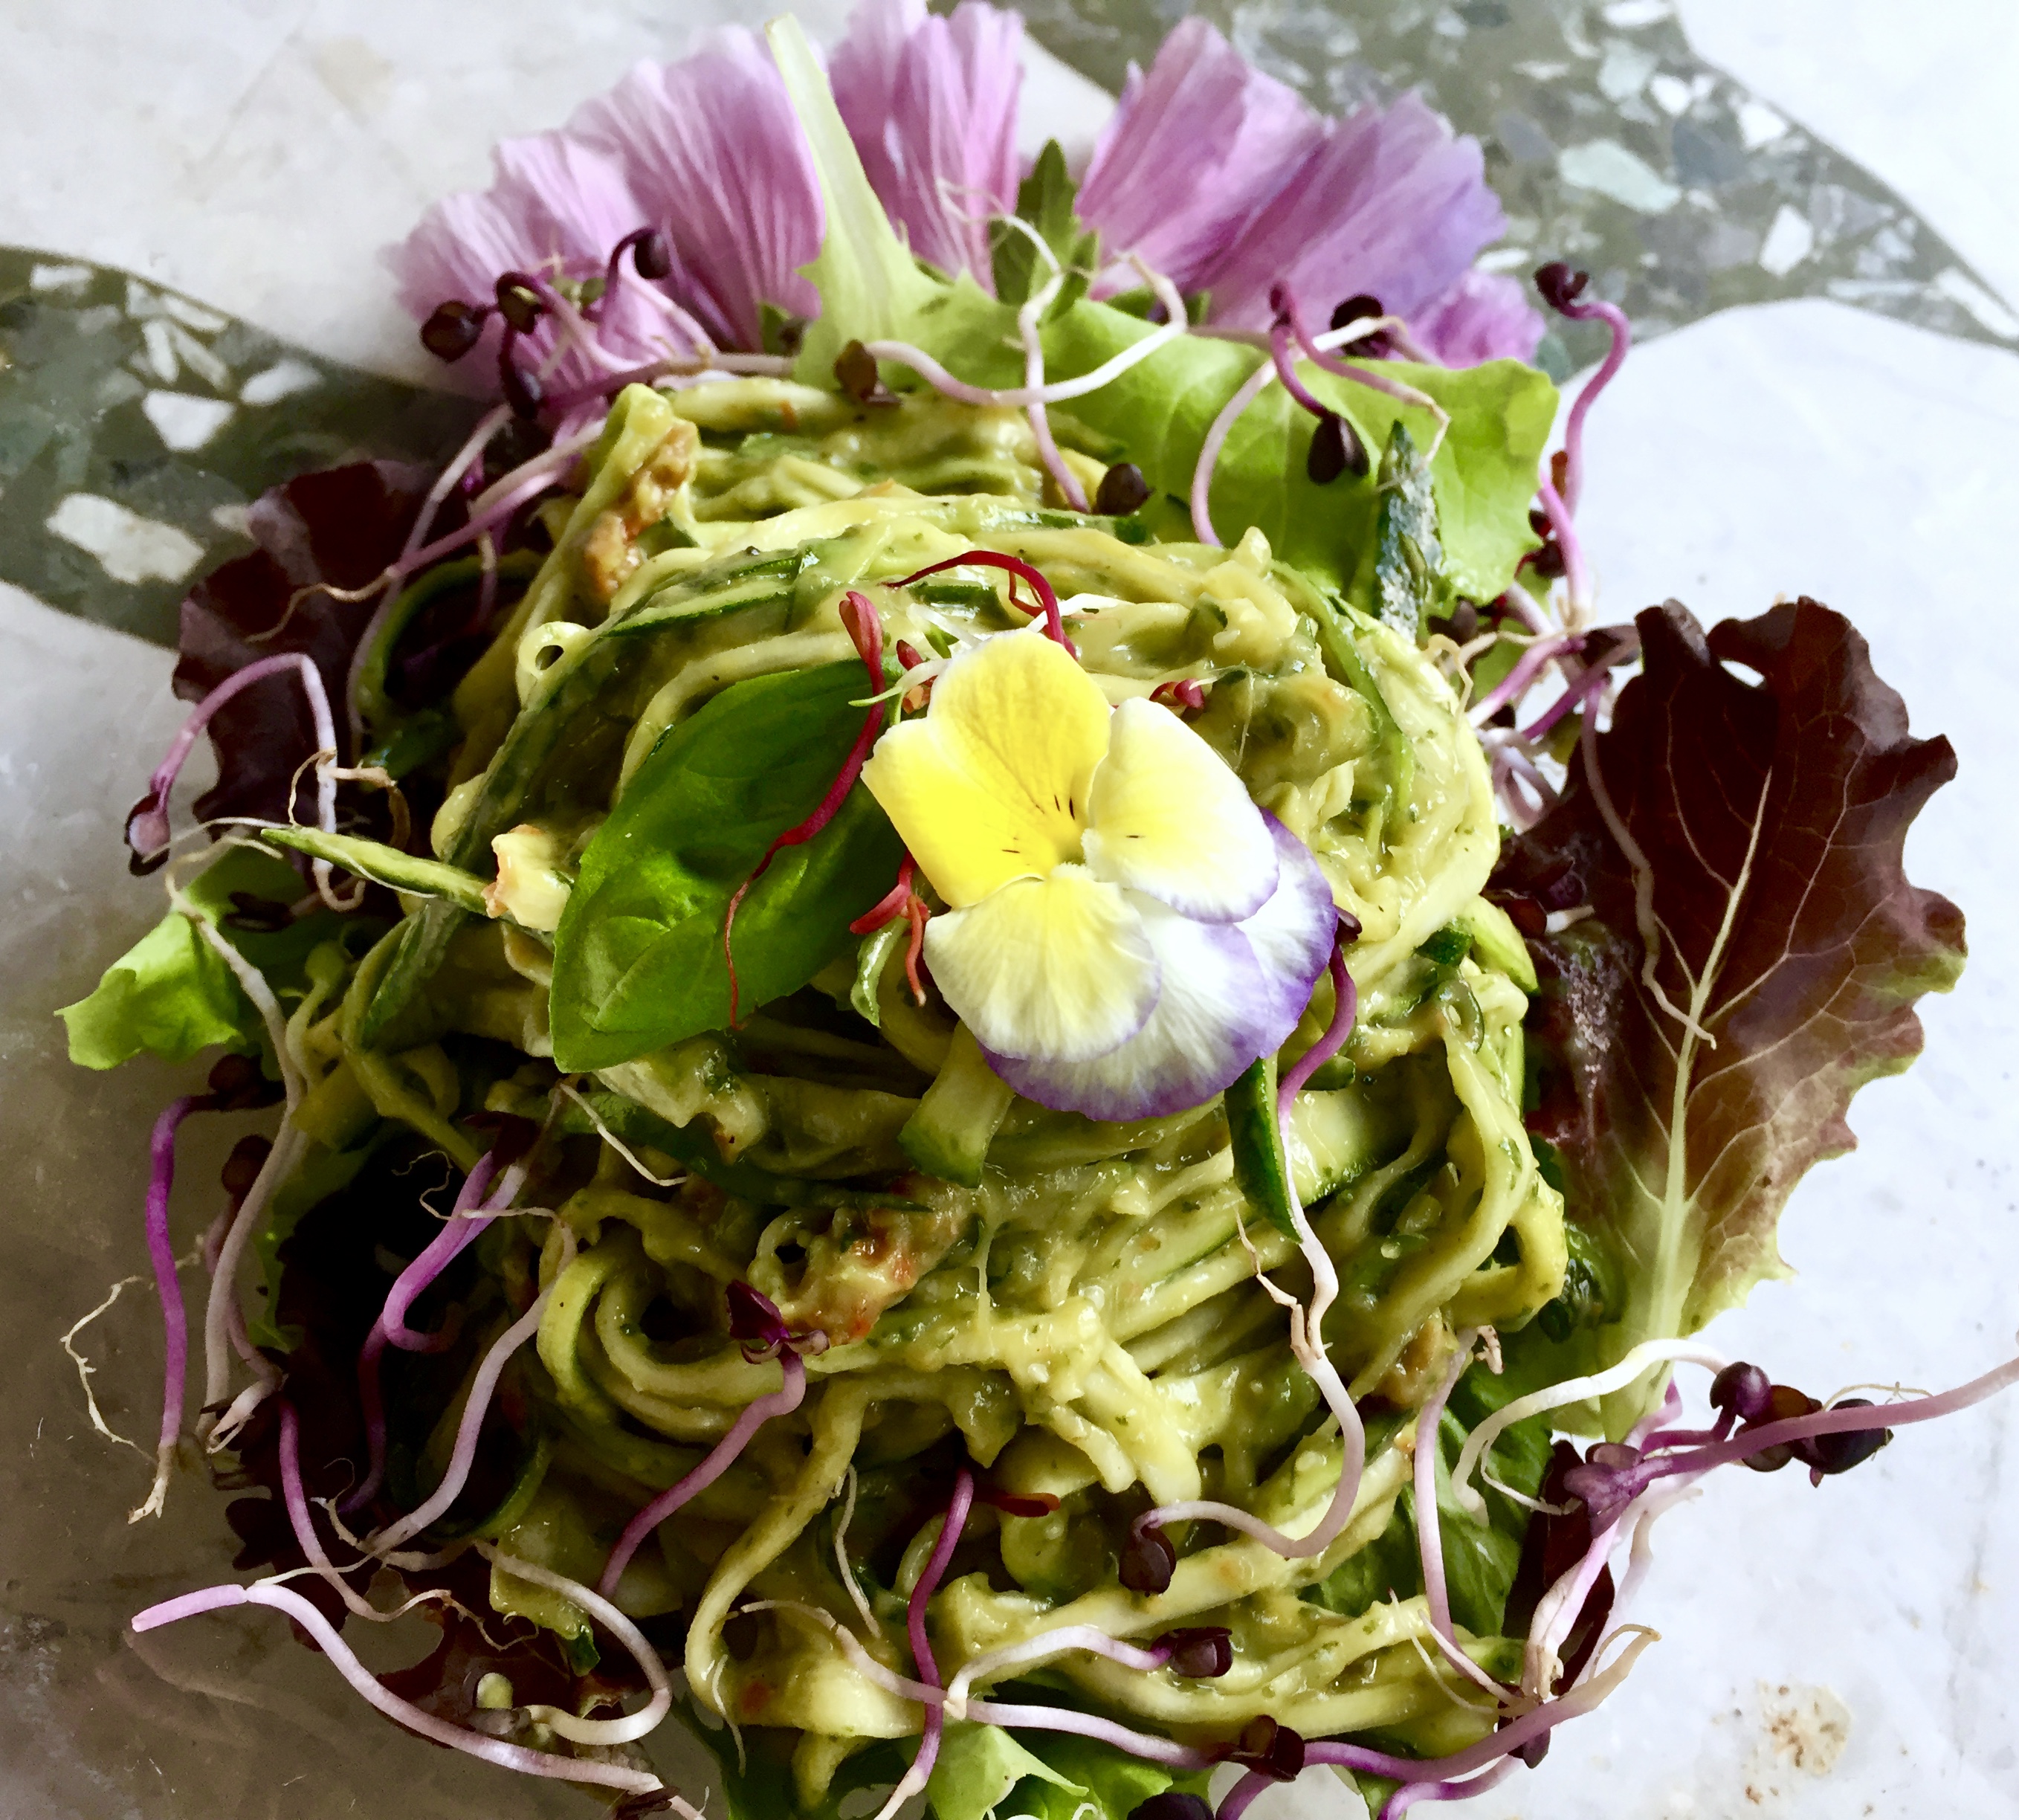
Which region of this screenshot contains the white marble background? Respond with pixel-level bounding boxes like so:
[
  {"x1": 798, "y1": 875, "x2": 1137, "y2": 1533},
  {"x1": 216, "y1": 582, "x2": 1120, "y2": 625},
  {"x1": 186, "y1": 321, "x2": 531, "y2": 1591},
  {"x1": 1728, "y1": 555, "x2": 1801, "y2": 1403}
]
[{"x1": 1, "y1": 3, "x2": 2016, "y2": 1818}]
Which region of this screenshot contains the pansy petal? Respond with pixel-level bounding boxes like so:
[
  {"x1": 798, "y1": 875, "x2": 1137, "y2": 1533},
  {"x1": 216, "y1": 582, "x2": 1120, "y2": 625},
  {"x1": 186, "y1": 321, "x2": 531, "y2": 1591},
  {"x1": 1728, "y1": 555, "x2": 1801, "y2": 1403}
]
[
  {"x1": 1238, "y1": 814, "x2": 1339, "y2": 1045},
  {"x1": 1082, "y1": 697, "x2": 1277, "y2": 921},
  {"x1": 982, "y1": 893, "x2": 1268, "y2": 1121},
  {"x1": 862, "y1": 632, "x2": 1111, "y2": 909},
  {"x1": 924, "y1": 867, "x2": 1158, "y2": 1064}
]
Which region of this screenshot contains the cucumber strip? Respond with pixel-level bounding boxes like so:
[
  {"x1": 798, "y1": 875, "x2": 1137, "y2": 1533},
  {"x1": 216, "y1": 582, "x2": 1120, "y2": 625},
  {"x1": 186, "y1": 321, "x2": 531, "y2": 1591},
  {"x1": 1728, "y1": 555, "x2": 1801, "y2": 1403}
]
[
  {"x1": 602, "y1": 577, "x2": 797, "y2": 638},
  {"x1": 1226, "y1": 1053, "x2": 1295, "y2": 1238},
  {"x1": 1455, "y1": 896, "x2": 1539, "y2": 991},
  {"x1": 898, "y1": 1024, "x2": 1014, "y2": 1188},
  {"x1": 259, "y1": 827, "x2": 491, "y2": 914},
  {"x1": 355, "y1": 549, "x2": 542, "y2": 736},
  {"x1": 359, "y1": 619, "x2": 626, "y2": 1046}
]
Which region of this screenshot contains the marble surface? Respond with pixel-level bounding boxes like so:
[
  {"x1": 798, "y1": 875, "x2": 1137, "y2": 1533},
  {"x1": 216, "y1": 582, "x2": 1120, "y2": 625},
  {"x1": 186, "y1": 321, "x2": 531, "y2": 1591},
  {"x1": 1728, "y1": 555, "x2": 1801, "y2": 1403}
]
[{"x1": 1, "y1": 4, "x2": 2015, "y2": 1819}]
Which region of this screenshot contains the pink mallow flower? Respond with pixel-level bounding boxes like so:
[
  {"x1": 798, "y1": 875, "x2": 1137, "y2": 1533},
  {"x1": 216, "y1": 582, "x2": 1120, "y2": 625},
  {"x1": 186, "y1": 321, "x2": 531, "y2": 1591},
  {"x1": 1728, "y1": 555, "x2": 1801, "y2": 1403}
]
[
  {"x1": 1412, "y1": 268, "x2": 1545, "y2": 368},
  {"x1": 830, "y1": 0, "x2": 1024, "y2": 290},
  {"x1": 568, "y1": 28, "x2": 824, "y2": 350},
  {"x1": 1075, "y1": 17, "x2": 1324, "y2": 303},
  {"x1": 1079, "y1": 16, "x2": 1531, "y2": 363},
  {"x1": 387, "y1": 132, "x2": 673, "y2": 393}
]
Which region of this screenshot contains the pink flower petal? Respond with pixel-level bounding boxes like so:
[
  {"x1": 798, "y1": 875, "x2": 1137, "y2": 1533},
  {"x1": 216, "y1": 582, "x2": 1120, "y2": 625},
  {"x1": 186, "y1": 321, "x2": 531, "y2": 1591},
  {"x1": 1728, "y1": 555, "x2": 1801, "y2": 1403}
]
[
  {"x1": 1077, "y1": 17, "x2": 1323, "y2": 297},
  {"x1": 1412, "y1": 268, "x2": 1546, "y2": 367},
  {"x1": 830, "y1": 0, "x2": 1023, "y2": 288},
  {"x1": 569, "y1": 30, "x2": 824, "y2": 349},
  {"x1": 386, "y1": 132, "x2": 666, "y2": 391},
  {"x1": 1201, "y1": 91, "x2": 1507, "y2": 332}
]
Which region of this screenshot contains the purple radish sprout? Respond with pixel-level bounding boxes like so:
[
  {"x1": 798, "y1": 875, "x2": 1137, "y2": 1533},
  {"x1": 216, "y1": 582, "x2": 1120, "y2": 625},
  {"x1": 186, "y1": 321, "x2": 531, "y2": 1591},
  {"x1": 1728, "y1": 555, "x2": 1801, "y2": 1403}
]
[
  {"x1": 1409, "y1": 1329, "x2": 1505, "y2": 1697},
  {"x1": 1189, "y1": 361, "x2": 1276, "y2": 545},
  {"x1": 862, "y1": 301, "x2": 1188, "y2": 410},
  {"x1": 1377, "y1": 1755, "x2": 1522, "y2": 1818},
  {"x1": 369, "y1": 1226, "x2": 576, "y2": 1555},
  {"x1": 1494, "y1": 586, "x2": 1551, "y2": 637},
  {"x1": 129, "y1": 656, "x2": 343, "y2": 902},
  {"x1": 1467, "y1": 631, "x2": 1583, "y2": 727},
  {"x1": 1135, "y1": 921, "x2": 1371, "y2": 1563},
  {"x1": 865, "y1": 1470, "x2": 975, "y2": 1820},
  {"x1": 1533, "y1": 265, "x2": 1631, "y2": 514},
  {"x1": 539, "y1": 349, "x2": 790, "y2": 416},
  {"x1": 1587, "y1": 1349, "x2": 2019, "y2": 1497},
  {"x1": 344, "y1": 1152, "x2": 525, "y2": 1514},
  {"x1": 998, "y1": 219, "x2": 1092, "y2": 513},
  {"x1": 132, "y1": 1096, "x2": 202, "y2": 1522},
  {"x1": 943, "y1": 1623, "x2": 1233, "y2": 1716},
  {"x1": 960, "y1": 1700, "x2": 1217, "y2": 1770},
  {"x1": 477, "y1": 1544, "x2": 675, "y2": 1746},
  {"x1": 1275, "y1": 288, "x2": 1452, "y2": 439},
  {"x1": 888, "y1": 551, "x2": 1069, "y2": 648},
  {"x1": 1279, "y1": 921, "x2": 1358, "y2": 1104},
  {"x1": 1292, "y1": 1627, "x2": 1660, "y2": 1787},
  {"x1": 1531, "y1": 477, "x2": 1592, "y2": 622},
  {"x1": 1450, "y1": 1339, "x2": 1730, "y2": 1523},
  {"x1": 342, "y1": 401, "x2": 509, "y2": 744},
  {"x1": 277, "y1": 1401, "x2": 385, "y2": 1619},
  {"x1": 1517, "y1": 631, "x2": 1638, "y2": 743},
  {"x1": 740, "y1": 1599, "x2": 939, "y2": 1703},
  {"x1": 178, "y1": 905, "x2": 306, "y2": 1450},
  {"x1": 1192, "y1": 310, "x2": 1446, "y2": 543},
  {"x1": 129, "y1": 1578, "x2": 684, "y2": 1801},
  {"x1": 1267, "y1": 314, "x2": 1334, "y2": 422},
  {"x1": 595, "y1": 1285, "x2": 815, "y2": 1596}
]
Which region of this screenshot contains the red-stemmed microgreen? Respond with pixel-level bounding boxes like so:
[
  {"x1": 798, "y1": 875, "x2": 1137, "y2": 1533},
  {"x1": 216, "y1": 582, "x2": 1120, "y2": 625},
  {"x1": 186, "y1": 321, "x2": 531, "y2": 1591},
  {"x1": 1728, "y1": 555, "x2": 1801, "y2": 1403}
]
[
  {"x1": 849, "y1": 853, "x2": 931, "y2": 1007},
  {"x1": 888, "y1": 550, "x2": 1070, "y2": 648},
  {"x1": 721, "y1": 590, "x2": 887, "y2": 1026}
]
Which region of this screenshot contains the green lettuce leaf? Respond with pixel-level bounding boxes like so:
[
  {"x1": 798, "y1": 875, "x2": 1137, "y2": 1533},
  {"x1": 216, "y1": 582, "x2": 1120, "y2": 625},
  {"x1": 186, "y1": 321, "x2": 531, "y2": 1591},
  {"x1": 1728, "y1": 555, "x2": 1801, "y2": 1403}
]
[
  {"x1": 769, "y1": 15, "x2": 943, "y2": 380},
  {"x1": 1495, "y1": 598, "x2": 1966, "y2": 1428},
  {"x1": 548, "y1": 663, "x2": 902, "y2": 1071},
  {"x1": 772, "y1": 33, "x2": 1554, "y2": 599},
  {"x1": 991, "y1": 1732, "x2": 1209, "y2": 1820},
  {"x1": 59, "y1": 846, "x2": 346, "y2": 1069},
  {"x1": 927, "y1": 1722, "x2": 1081, "y2": 1820}
]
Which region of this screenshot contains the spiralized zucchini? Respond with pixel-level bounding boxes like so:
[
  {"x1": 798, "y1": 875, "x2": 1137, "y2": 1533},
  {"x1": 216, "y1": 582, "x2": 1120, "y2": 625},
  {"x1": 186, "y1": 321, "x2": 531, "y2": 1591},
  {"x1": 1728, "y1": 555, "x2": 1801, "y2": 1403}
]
[{"x1": 291, "y1": 379, "x2": 1565, "y2": 1794}]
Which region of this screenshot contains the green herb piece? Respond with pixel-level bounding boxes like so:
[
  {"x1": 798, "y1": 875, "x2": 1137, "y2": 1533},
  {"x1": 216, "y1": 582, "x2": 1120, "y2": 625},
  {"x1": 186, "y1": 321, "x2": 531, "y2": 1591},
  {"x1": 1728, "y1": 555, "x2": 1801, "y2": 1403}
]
[
  {"x1": 549, "y1": 662, "x2": 902, "y2": 1071},
  {"x1": 1370, "y1": 420, "x2": 1448, "y2": 640},
  {"x1": 991, "y1": 139, "x2": 1099, "y2": 319}
]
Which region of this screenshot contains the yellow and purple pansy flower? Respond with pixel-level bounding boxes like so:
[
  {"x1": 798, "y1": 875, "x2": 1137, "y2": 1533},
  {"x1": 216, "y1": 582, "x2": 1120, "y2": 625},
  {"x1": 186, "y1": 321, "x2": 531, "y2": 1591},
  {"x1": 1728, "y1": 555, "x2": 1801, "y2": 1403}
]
[{"x1": 861, "y1": 628, "x2": 1334, "y2": 1120}]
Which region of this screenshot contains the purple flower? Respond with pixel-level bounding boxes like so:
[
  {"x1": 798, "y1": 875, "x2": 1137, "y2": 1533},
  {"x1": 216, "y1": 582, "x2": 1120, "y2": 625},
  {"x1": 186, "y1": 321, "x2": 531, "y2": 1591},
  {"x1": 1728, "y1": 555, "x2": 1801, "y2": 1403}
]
[
  {"x1": 1076, "y1": 16, "x2": 1511, "y2": 344},
  {"x1": 1199, "y1": 90, "x2": 1506, "y2": 332},
  {"x1": 1412, "y1": 269, "x2": 1546, "y2": 367},
  {"x1": 387, "y1": 132, "x2": 670, "y2": 392},
  {"x1": 1076, "y1": 17, "x2": 1323, "y2": 299},
  {"x1": 830, "y1": 0, "x2": 1023, "y2": 288},
  {"x1": 569, "y1": 30, "x2": 824, "y2": 349}
]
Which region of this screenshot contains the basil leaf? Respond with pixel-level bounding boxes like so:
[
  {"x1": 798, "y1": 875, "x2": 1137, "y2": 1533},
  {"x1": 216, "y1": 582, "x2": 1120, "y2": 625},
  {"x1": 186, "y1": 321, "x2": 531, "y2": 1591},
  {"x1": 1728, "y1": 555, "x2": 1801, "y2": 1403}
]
[{"x1": 549, "y1": 662, "x2": 902, "y2": 1071}]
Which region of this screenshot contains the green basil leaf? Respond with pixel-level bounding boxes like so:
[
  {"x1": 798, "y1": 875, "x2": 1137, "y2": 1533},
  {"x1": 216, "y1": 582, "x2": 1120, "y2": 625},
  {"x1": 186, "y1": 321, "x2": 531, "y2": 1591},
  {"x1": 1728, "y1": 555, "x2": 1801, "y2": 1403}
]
[{"x1": 549, "y1": 662, "x2": 902, "y2": 1071}]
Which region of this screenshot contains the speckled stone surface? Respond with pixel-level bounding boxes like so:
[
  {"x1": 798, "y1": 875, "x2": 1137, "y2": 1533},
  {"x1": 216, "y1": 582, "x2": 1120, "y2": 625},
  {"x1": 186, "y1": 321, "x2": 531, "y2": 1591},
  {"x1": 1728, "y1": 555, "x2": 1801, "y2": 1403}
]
[{"x1": 1, "y1": 4, "x2": 2015, "y2": 1818}]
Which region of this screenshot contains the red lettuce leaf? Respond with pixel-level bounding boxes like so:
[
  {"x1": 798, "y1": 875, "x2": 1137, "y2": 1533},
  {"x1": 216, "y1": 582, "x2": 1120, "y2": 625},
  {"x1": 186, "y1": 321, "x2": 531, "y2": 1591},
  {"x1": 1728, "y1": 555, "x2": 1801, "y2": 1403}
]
[
  {"x1": 1494, "y1": 598, "x2": 1965, "y2": 1417},
  {"x1": 172, "y1": 462, "x2": 431, "y2": 830}
]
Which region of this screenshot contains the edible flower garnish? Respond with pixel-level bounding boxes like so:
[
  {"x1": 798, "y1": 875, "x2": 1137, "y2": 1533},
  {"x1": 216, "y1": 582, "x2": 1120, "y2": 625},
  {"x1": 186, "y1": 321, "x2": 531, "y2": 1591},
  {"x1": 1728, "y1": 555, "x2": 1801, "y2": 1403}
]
[{"x1": 859, "y1": 626, "x2": 1333, "y2": 1119}]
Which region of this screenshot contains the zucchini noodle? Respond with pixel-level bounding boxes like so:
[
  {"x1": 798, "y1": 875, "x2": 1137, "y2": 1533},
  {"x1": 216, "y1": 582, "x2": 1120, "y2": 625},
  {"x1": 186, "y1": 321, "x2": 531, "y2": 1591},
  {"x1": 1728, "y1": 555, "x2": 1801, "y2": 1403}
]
[{"x1": 239, "y1": 378, "x2": 1566, "y2": 1792}]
